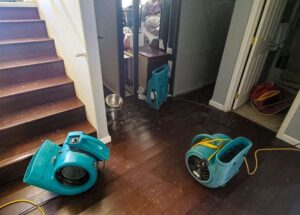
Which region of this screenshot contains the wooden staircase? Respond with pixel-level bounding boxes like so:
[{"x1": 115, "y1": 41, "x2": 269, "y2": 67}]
[{"x1": 0, "y1": 6, "x2": 96, "y2": 184}]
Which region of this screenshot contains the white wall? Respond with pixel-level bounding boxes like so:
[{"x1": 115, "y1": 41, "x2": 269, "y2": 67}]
[
  {"x1": 79, "y1": 0, "x2": 111, "y2": 142},
  {"x1": 94, "y1": 0, "x2": 120, "y2": 94},
  {"x1": 210, "y1": 0, "x2": 255, "y2": 107},
  {"x1": 173, "y1": 0, "x2": 235, "y2": 95},
  {"x1": 36, "y1": 0, "x2": 110, "y2": 141}
]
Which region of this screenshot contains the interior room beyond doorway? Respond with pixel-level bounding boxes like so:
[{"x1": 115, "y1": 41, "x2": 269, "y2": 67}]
[{"x1": 234, "y1": 0, "x2": 300, "y2": 132}]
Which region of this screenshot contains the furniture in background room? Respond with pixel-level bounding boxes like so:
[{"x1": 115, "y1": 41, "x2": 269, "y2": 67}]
[{"x1": 138, "y1": 46, "x2": 168, "y2": 90}]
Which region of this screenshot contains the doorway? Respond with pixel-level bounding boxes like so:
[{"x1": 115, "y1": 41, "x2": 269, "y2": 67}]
[
  {"x1": 226, "y1": 0, "x2": 300, "y2": 132},
  {"x1": 95, "y1": 0, "x2": 181, "y2": 99},
  {"x1": 121, "y1": 0, "x2": 181, "y2": 99}
]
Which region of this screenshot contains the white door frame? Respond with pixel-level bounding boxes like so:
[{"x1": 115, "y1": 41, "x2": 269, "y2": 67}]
[
  {"x1": 218, "y1": 0, "x2": 299, "y2": 146},
  {"x1": 222, "y1": 0, "x2": 266, "y2": 112},
  {"x1": 277, "y1": 91, "x2": 300, "y2": 146},
  {"x1": 232, "y1": 0, "x2": 287, "y2": 110}
]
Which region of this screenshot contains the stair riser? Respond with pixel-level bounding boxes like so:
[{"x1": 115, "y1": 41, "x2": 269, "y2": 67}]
[
  {"x1": 0, "y1": 21, "x2": 48, "y2": 40},
  {"x1": 0, "y1": 7, "x2": 39, "y2": 20},
  {"x1": 0, "y1": 83, "x2": 76, "y2": 115},
  {"x1": 0, "y1": 107, "x2": 87, "y2": 147},
  {"x1": 0, "y1": 60, "x2": 65, "y2": 87},
  {"x1": 0, "y1": 40, "x2": 57, "y2": 63},
  {"x1": 0, "y1": 158, "x2": 30, "y2": 186}
]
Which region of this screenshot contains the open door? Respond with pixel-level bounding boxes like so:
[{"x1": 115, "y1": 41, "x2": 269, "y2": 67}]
[
  {"x1": 233, "y1": 0, "x2": 288, "y2": 110},
  {"x1": 277, "y1": 91, "x2": 300, "y2": 145}
]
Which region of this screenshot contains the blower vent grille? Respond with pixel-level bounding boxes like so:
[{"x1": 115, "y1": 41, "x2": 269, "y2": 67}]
[
  {"x1": 55, "y1": 166, "x2": 90, "y2": 186},
  {"x1": 187, "y1": 155, "x2": 210, "y2": 181}
]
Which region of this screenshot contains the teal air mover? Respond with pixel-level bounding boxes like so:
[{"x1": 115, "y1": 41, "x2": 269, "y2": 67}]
[
  {"x1": 23, "y1": 132, "x2": 110, "y2": 195},
  {"x1": 185, "y1": 134, "x2": 252, "y2": 188},
  {"x1": 146, "y1": 64, "x2": 169, "y2": 110}
]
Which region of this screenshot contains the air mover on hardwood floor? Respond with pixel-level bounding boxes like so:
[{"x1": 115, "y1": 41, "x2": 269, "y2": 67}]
[
  {"x1": 23, "y1": 132, "x2": 110, "y2": 195},
  {"x1": 146, "y1": 64, "x2": 169, "y2": 110},
  {"x1": 186, "y1": 133, "x2": 300, "y2": 188},
  {"x1": 185, "y1": 134, "x2": 252, "y2": 188}
]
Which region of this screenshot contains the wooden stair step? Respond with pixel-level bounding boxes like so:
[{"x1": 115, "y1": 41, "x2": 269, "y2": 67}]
[
  {"x1": 0, "y1": 37, "x2": 50, "y2": 45},
  {"x1": 0, "y1": 56, "x2": 62, "y2": 70},
  {"x1": 0, "y1": 7, "x2": 39, "y2": 20},
  {"x1": 0, "y1": 76, "x2": 76, "y2": 114},
  {"x1": 0, "y1": 19, "x2": 40, "y2": 23},
  {"x1": 0, "y1": 75, "x2": 72, "y2": 98},
  {"x1": 0, "y1": 121, "x2": 96, "y2": 185},
  {"x1": 0, "y1": 57, "x2": 65, "y2": 87},
  {"x1": 0, "y1": 38, "x2": 56, "y2": 63},
  {"x1": 0, "y1": 20, "x2": 48, "y2": 40},
  {"x1": 0, "y1": 121, "x2": 96, "y2": 169},
  {"x1": 0, "y1": 97, "x2": 83, "y2": 129},
  {"x1": 0, "y1": 98, "x2": 86, "y2": 147}
]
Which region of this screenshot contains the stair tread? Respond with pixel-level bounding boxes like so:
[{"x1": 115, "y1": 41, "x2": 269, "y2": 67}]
[
  {"x1": 0, "y1": 121, "x2": 96, "y2": 168},
  {"x1": 0, "y1": 4, "x2": 39, "y2": 21},
  {"x1": 0, "y1": 19, "x2": 42, "y2": 23},
  {"x1": 0, "y1": 97, "x2": 83, "y2": 130},
  {"x1": 0, "y1": 3, "x2": 37, "y2": 8},
  {"x1": 0, "y1": 37, "x2": 51, "y2": 45},
  {"x1": 0, "y1": 56, "x2": 62, "y2": 70},
  {"x1": 0, "y1": 75, "x2": 72, "y2": 98}
]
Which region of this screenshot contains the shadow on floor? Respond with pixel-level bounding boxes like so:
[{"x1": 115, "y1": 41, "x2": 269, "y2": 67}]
[{"x1": 176, "y1": 84, "x2": 215, "y2": 105}]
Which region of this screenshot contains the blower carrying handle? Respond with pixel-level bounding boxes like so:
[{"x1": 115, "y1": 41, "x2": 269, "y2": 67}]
[
  {"x1": 65, "y1": 131, "x2": 110, "y2": 161},
  {"x1": 191, "y1": 134, "x2": 232, "y2": 161}
]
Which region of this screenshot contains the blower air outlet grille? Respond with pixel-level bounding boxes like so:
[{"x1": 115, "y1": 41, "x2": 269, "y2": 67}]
[
  {"x1": 55, "y1": 166, "x2": 90, "y2": 186},
  {"x1": 188, "y1": 156, "x2": 210, "y2": 181}
]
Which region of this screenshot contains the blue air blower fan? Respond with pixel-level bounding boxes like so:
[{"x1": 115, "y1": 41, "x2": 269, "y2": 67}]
[
  {"x1": 146, "y1": 64, "x2": 169, "y2": 110},
  {"x1": 23, "y1": 131, "x2": 110, "y2": 195},
  {"x1": 185, "y1": 134, "x2": 252, "y2": 188}
]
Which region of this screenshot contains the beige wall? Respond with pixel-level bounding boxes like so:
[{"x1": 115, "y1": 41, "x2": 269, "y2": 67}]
[
  {"x1": 36, "y1": 0, "x2": 110, "y2": 141},
  {"x1": 94, "y1": 0, "x2": 120, "y2": 94},
  {"x1": 174, "y1": 0, "x2": 235, "y2": 95}
]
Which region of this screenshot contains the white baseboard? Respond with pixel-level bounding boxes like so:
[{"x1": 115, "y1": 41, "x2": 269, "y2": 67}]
[
  {"x1": 276, "y1": 133, "x2": 299, "y2": 148},
  {"x1": 209, "y1": 100, "x2": 228, "y2": 112},
  {"x1": 101, "y1": 135, "x2": 111, "y2": 144}
]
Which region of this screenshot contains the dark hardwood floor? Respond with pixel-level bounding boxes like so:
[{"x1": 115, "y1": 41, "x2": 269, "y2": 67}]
[{"x1": 1, "y1": 96, "x2": 300, "y2": 215}]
